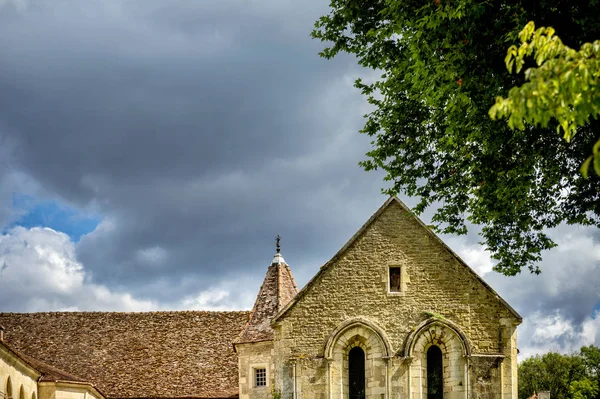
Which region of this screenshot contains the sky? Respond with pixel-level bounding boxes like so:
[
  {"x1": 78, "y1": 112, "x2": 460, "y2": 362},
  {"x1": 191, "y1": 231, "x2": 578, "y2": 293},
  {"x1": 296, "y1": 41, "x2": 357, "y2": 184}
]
[{"x1": 0, "y1": 0, "x2": 598, "y2": 361}]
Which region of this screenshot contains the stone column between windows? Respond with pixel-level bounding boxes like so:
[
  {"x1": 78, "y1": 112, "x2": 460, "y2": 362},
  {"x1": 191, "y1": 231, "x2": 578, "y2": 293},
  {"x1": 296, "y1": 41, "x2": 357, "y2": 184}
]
[
  {"x1": 464, "y1": 355, "x2": 470, "y2": 399},
  {"x1": 406, "y1": 358, "x2": 413, "y2": 399},
  {"x1": 326, "y1": 359, "x2": 333, "y2": 399},
  {"x1": 383, "y1": 356, "x2": 391, "y2": 399}
]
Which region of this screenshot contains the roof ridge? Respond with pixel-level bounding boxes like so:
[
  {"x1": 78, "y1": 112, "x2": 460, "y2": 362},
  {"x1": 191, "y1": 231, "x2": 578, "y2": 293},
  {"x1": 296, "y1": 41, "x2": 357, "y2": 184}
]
[
  {"x1": 391, "y1": 198, "x2": 522, "y2": 321},
  {"x1": 1, "y1": 339, "x2": 93, "y2": 387},
  {"x1": 19, "y1": 352, "x2": 88, "y2": 382},
  {"x1": 272, "y1": 196, "x2": 522, "y2": 323},
  {"x1": 283, "y1": 264, "x2": 298, "y2": 300},
  {"x1": 234, "y1": 254, "x2": 298, "y2": 345},
  {"x1": 273, "y1": 196, "x2": 395, "y2": 322},
  {"x1": 276, "y1": 262, "x2": 282, "y2": 310},
  {"x1": 0, "y1": 310, "x2": 251, "y2": 316},
  {"x1": 0, "y1": 339, "x2": 42, "y2": 377}
]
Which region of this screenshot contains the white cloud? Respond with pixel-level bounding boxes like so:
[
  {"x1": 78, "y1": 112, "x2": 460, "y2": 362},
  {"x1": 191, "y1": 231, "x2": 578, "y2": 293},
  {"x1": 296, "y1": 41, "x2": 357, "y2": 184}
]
[
  {"x1": 448, "y1": 225, "x2": 600, "y2": 360},
  {"x1": 582, "y1": 312, "x2": 600, "y2": 345},
  {"x1": 0, "y1": 225, "x2": 255, "y2": 313},
  {"x1": 181, "y1": 288, "x2": 233, "y2": 310},
  {"x1": 446, "y1": 240, "x2": 495, "y2": 275},
  {"x1": 517, "y1": 311, "x2": 600, "y2": 359},
  {"x1": 530, "y1": 312, "x2": 574, "y2": 341},
  {"x1": 0, "y1": 226, "x2": 156, "y2": 311}
]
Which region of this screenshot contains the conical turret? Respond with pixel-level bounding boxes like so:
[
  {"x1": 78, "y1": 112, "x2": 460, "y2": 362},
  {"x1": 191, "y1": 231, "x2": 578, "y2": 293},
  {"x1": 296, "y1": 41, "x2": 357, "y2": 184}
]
[{"x1": 235, "y1": 237, "x2": 298, "y2": 343}]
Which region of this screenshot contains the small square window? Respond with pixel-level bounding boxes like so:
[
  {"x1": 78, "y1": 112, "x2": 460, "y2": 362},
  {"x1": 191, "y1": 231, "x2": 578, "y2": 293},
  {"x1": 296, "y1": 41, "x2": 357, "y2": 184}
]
[
  {"x1": 389, "y1": 267, "x2": 401, "y2": 292},
  {"x1": 254, "y1": 368, "x2": 267, "y2": 387}
]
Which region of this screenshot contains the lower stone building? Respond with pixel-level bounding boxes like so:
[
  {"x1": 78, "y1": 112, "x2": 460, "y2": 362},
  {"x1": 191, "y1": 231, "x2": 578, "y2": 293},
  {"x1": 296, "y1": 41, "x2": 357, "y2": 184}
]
[{"x1": 0, "y1": 197, "x2": 521, "y2": 399}]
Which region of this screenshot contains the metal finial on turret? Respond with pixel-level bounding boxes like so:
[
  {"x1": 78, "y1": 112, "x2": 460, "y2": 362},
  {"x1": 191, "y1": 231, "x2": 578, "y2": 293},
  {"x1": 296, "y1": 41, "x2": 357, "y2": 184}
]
[{"x1": 276, "y1": 235, "x2": 281, "y2": 254}]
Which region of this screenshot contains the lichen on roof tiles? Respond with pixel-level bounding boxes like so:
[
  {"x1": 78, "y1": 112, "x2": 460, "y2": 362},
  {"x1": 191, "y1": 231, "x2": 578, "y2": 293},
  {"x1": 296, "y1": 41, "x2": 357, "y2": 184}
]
[
  {"x1": 234, "y1": 254, "x2": 298, "y2": 344},
  {"x1": 0, "y1": 311, "x2": 250, "y2": 399}
]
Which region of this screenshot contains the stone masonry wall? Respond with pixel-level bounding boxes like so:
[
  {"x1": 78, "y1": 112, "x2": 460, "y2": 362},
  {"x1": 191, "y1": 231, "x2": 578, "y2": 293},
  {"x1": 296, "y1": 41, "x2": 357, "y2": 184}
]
[
  {"x1": 237, "y1": 341, "x2": 275, "y2": 399},
  {"x1": 272, "y1": 200, "x2": 520, "y2": 399},
  {"x1": 39, "y1": 384, "x2": 101, "y2": 399}
]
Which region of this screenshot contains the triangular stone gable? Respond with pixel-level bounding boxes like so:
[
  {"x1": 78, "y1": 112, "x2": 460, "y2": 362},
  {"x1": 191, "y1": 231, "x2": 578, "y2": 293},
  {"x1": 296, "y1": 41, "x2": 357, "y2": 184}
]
[{"x1": 274, "y1": 196, "x2": 521, "y2": 325}]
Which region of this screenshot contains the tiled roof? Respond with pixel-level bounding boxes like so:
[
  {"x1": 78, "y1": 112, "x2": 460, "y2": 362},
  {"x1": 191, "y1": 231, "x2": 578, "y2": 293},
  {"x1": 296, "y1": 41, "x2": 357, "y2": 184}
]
[
  {"x1": 235, "y1": 253, "x2": 297, "y2": 344},
  {"x1": 18, "y1": 351, "x2": 90, "y2": 383},
  {"x1": 1, "y1": 337, "x2": 91, "y2": 385},
  {"x1": 0, "y1": 311, "x2": 250, "y2": 399}
]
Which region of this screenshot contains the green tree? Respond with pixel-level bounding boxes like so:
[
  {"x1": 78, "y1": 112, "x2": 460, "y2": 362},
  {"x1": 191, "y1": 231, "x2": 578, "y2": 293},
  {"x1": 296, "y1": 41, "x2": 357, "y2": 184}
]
[
  {"x1": 581, "y1": 345, "x2": 600, "y2": 399},
  {"x1": 312, "y1": 0, "x2": 600, "y2": 275},
  {"x1": 581, "y1": 345, "x2": 600, "y2": 378},
  {"x1": 489, "y1": 22, "x2": 600, "y2": 177},
  {"x1": 518, "y1": 352, "x2": 587, "y2": 399},
  {"x1": 570, "y1": 378, "x2": 599, "y2": 399}
]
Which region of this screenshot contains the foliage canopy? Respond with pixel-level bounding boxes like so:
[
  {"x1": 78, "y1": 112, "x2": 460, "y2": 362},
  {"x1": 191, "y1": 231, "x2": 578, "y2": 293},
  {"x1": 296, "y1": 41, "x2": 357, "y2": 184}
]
[
  {"x1": 312, "y1": 0, "x2": 600, "y2": 275},
  {"x1": 519, "y1": 346, "x2": 600, "y2": 399},
  {"x1": 490, "y1": 22, "x2": 600, "y2": 178}
]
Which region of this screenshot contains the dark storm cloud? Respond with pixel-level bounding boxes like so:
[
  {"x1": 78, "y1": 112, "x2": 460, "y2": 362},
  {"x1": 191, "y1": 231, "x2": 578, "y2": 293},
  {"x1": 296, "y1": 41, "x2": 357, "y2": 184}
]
[
  {"x1": 3, "y1": 1, "x2": 597, "y2": 356},
  {"x1": 0, "y1": 0, "x2": 388, "y2": 303},
  {"x1": 1, "y1": 1, "x2": 346, "y2": 187}
]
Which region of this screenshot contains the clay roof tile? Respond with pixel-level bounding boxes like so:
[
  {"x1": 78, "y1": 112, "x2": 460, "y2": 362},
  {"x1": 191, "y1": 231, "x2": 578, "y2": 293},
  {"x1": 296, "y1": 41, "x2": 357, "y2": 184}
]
[
  {"x1": 0, "y1": 311, "x2": 250, "y2": 399},
  {"x1": 234, "y1": 253, "x2": 297, "y2": 344}
]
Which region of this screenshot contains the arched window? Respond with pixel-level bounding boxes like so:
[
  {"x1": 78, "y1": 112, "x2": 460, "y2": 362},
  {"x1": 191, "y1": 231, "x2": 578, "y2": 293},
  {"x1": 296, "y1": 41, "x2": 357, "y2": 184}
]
[
  {"x1": 6, "y1": 377, "x2": 12, "y2": 399},
  {"x1": 32, "y1": 392, "x2": 36, "y2": 399},
  {"x1": 348, "y1": 346, "x2": 365, "y2": 399},
  {"x1": 19, "y1": 386, "x2": 24, "y2": 399},
  {"x1": 427, "y1": 345, "x2": 443, "y2": 399}
]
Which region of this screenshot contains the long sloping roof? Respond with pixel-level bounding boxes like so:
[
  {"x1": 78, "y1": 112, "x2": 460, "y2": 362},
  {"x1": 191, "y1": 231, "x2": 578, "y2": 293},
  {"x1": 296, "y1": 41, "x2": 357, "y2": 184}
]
[
  {"x1": 234, "y1": 253, "x2": 298, "y2": 345},
  {"x1": 18, "y1": 351, "x2": 90, "y2": 383},
  {"x1": 274, "y1": 196, "x2": 522, "y2": 323},
  {"x1": 0, "y1": 311, "x2": 250, "y2": 399},
  {"x1": 1, "y1": 336, "x2": 99, "y2": 389}
]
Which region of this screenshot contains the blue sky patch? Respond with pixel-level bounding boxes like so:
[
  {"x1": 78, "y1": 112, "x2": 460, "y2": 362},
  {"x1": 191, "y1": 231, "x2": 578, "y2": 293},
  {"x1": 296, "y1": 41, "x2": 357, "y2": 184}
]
[{"x1": 8, "y1": 194, "x2": 101, "y2": 242}]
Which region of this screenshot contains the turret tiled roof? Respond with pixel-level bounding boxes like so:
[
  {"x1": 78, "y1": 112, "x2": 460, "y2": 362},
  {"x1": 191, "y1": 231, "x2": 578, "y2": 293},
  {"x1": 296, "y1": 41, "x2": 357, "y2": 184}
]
[{"x1": 234, "y1": 252, "x2": 298, "y2": 344}]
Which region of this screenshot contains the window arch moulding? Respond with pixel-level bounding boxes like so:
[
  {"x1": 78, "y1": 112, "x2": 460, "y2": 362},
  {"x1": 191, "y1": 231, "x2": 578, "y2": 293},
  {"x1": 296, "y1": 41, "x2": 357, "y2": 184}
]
[
  {"x1": 323, "y1": 317, "x2": 394, "y2": 360},
  {"x1": 402, "y1": 317, "x2": 472, "y2": 358}
]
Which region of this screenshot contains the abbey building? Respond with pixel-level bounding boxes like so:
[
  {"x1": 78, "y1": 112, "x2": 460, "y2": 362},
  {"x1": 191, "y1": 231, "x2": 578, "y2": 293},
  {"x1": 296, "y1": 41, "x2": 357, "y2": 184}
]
[{"x1": 0, "y1": 197, "x2": 521, "y2": 399}]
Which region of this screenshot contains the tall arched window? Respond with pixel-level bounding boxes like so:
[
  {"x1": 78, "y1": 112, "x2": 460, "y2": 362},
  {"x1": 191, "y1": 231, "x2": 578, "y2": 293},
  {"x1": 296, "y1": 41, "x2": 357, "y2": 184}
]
[
  {"x1": 19, "y1": 386, "x2": 24, "y2": 399},
  {"x1": 427, "y1": 345, "x2": 443, "y2": 399},
  {"x1": 348, "y1": 346, "x2": 365, "y2": 399},
  {"x1": 6, "y1": 377, "x2": 12, "y2": 399}
]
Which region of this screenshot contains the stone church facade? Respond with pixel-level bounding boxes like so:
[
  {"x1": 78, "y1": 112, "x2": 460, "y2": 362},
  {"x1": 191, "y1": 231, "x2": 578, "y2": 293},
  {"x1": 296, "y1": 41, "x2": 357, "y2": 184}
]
[
  {"x1": 235, "y1": 197, "x2": 520, "y2": 399},
  {"x1": 0, "y1": 197, "x2": 521, "y2": 399}
]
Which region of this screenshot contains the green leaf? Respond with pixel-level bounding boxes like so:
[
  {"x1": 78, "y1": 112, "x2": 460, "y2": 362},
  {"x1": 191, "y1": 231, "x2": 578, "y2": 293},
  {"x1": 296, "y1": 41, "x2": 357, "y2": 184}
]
[
  {"x1": 314, "y1": 1, "x2": 600, "y2": 276},
  {"x1": 581, "y1": 156, "x2": 593, "y2": 179},
  {"x1": 594, "y1": 153, "x2": 600, "y2": 176},
  {"x1": 593, "y1": 138, "x2": 600, "y2": 154}
]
